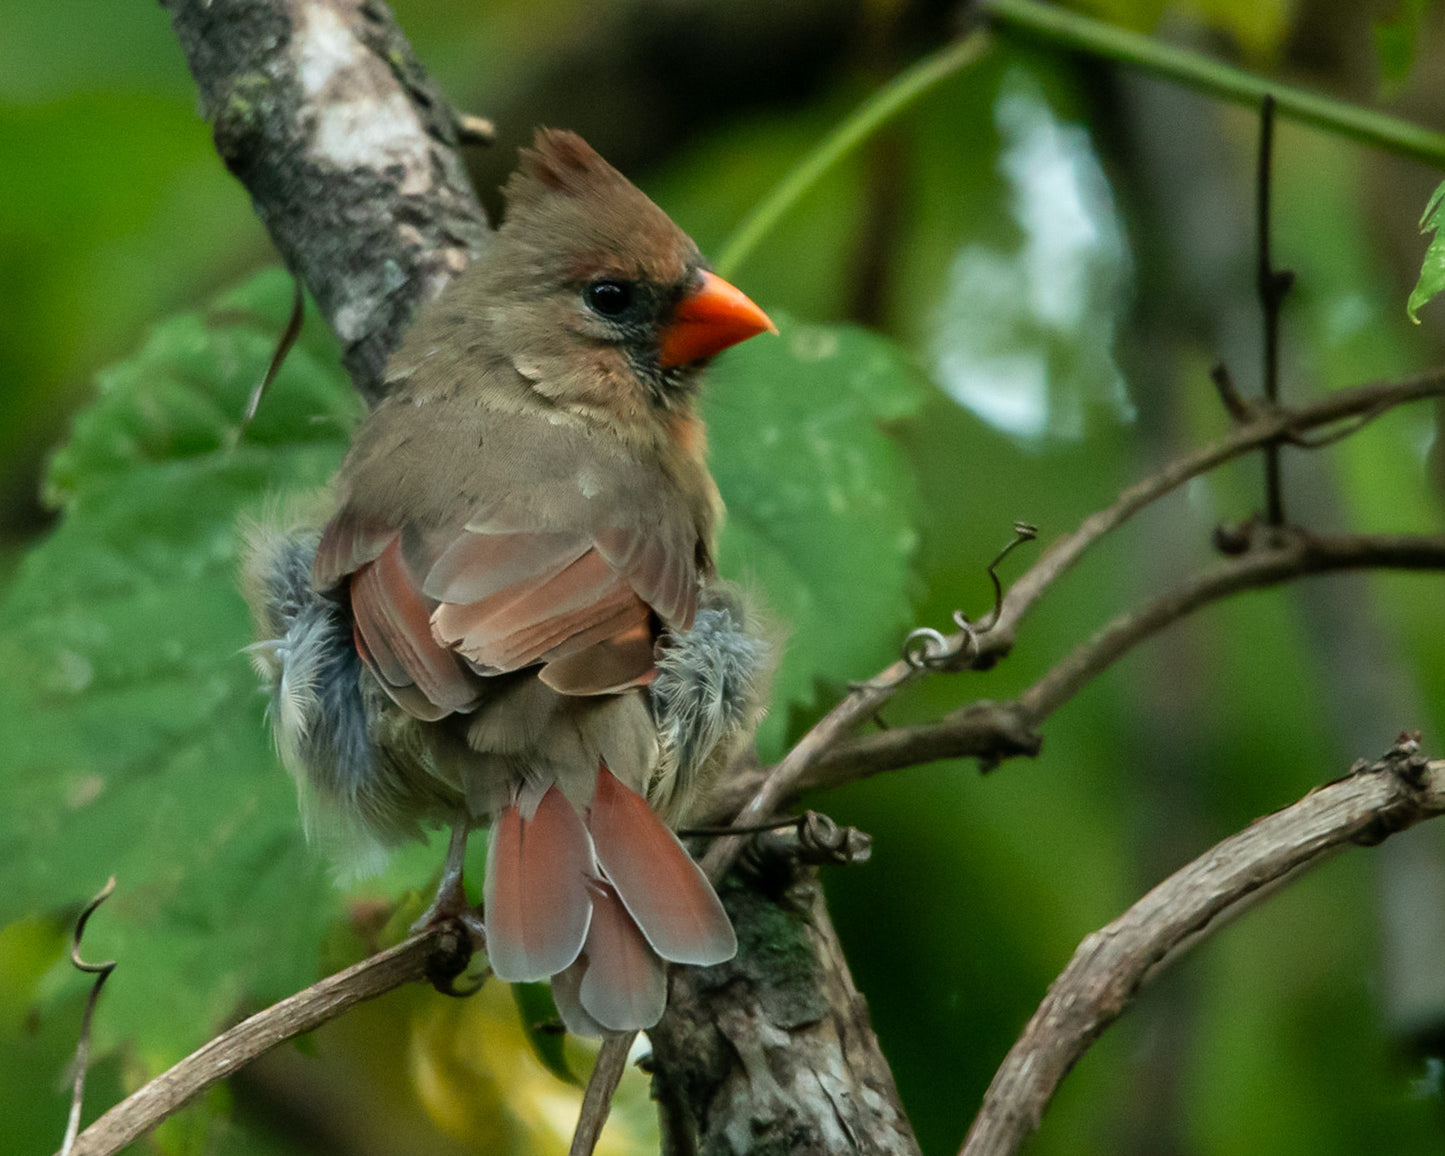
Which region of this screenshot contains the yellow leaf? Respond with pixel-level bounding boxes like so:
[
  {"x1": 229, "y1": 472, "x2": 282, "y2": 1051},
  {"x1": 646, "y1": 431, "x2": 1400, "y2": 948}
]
[{"x1": 410, "y1": 982, "x2": 659, "y2": 1155}]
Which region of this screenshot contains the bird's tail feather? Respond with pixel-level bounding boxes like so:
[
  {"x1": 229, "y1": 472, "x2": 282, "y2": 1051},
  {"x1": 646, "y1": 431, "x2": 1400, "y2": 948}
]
[
  {"x1": 587, "y1": 764, "x2": 735, "y2": 966},
  {"x1": 483, "y1": 784, "x2": 595, "y2": 982},
  {"x1": 482, "y1": 762, "x2": 736, "y2": 1035}
]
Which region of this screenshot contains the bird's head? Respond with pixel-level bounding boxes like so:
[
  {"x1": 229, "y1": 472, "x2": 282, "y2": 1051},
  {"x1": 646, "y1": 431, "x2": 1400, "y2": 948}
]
[{"x1": 474, "y1": 129, "x2": 774, "y2": 424}]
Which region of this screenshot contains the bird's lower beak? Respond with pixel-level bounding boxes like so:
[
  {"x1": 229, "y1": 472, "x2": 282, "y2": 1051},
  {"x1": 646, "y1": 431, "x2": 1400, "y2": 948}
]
[{"x1": 658, "y1": 270, "x2": 777, "y2": 368}]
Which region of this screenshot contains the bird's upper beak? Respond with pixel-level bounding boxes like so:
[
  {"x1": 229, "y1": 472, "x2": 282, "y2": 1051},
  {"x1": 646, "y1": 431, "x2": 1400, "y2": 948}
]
[{"x1": 658, "y1": 270, "x2": 777, "y2": 368}]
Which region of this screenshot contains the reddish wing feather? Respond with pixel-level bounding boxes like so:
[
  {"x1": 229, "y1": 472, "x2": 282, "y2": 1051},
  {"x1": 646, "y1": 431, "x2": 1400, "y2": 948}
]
[
  {"x1": 430, "y1": 542, "x2": 653, "y2": 677},
  {"x1": 424, "y1": 530, "x2": 589, "y2": 604},
  {"x1": 326, "y1": 507, "x2": 695, "y2": 708},
  {"x1": 594, "y1": 526, "x2": 697, "y2": 628},
  {"x1": 350, "y1": 540, "x2": 479, "y2": 716},
  {"x1": 479, "y1": 570, "x2": 638, "y2": 668},
  {"x1": 313, "y1": 513, "x2": 394, "y2": 591},
  {"x1": 483, "y1": 788, "x2": 596, "y2": 982},
  {"x1": 351, "y1": 622, "x2": 452, "y2": 722},
  {"x1": 575, "y1": 882, "x2": 668, "y2": 1031},
  {"x1": 587, "y1": 764, "x2": 736, "y2": 966}
]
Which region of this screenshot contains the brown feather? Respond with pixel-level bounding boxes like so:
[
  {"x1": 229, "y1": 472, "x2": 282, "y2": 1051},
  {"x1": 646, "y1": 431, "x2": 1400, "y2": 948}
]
[
  {"x1": 432, "y1": 549, "x2": 641, "y2": 671},
  {"x1": 587, "y1": 764, "x2": 736, "y2": 965},
  {"x1": 350, "y1": 541, "x2": 479, "y2": 715},
  {"x1": 483, "y1": 788, "x2": 596, "y2": 982},
  {"x1": 538, "y1": 620, "x2": 657, "y2": 695},
  {"x1": 424, "y1": 530, "x2": 590, "y2": 605},
  {"x1": 313, "y1": 514, "x2": 394, "y2": 592},
  {"x1": 574, "y1": 881, "x2": 668, "y2": 1031}
]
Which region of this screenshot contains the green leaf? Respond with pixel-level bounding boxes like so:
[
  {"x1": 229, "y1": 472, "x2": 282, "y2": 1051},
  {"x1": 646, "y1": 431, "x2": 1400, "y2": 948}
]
[
  {"x1": 0, "y1": 269, "x2": 359, "y2": 1065},
  {"x1": 706, "y1": 315, "x2": 925, "y2": 759},
  {"x1": 1407, "y1": 180, "x2": 1445, "y2": 323},
  {"x1": 1373, "y1": 0, "x2": 1430, "y2": 94},
  {"x1": 511, "y1": 981, "x2": 576, "y2": 1085}
]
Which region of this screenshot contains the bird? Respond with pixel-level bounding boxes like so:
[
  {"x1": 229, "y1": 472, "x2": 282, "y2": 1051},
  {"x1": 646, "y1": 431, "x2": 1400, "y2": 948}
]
[{"x1": 243, "y1": 128, "x2": 775, "y2": 1036}]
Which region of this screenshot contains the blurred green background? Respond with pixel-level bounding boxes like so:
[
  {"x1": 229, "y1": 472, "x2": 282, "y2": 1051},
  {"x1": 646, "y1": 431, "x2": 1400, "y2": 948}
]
[{"x1": 4, "y1": 0, "x2": 1445, "y2": 1153}]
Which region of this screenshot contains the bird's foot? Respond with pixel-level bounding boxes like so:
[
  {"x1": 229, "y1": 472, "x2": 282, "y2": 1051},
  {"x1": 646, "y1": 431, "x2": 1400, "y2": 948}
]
[
  {"x1": 411, "y1": 824, "x2": 487, "y2": 948},
  {"x1": 411, "y1": 871, "x2": 486, "y2": 940}
]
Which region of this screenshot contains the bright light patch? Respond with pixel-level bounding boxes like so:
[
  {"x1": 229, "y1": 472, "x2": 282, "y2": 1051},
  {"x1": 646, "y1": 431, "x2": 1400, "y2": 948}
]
[{"x1": 932, "y1": 70, "x2": 1135, "y2": 441}]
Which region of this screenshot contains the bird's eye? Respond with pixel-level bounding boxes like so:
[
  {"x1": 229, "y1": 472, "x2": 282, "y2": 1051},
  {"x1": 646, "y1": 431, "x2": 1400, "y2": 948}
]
[{"x1": 584, "y1": 280, "x2": 634, "y2": 318}]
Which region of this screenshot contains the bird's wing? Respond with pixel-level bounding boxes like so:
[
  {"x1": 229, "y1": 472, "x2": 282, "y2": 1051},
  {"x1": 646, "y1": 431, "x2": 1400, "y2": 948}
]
[
  {"x1": 315, "y1": 514, "x2": 481, "y2": 720},
  {"x1": 425, "y1": 524, "x2": 656, "y2": 695},
  {"x1": 422, "y1": 506, "x2": 701, "y2": 697},
  {"x1": 314, "y1": 481, "x2": 703, "y2": 714}
]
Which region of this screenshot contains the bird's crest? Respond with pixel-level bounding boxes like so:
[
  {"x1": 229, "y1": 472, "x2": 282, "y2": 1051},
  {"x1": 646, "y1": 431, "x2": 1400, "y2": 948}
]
[{"x1": 511, "y1": 128, "x2": 625, "y2": 201}]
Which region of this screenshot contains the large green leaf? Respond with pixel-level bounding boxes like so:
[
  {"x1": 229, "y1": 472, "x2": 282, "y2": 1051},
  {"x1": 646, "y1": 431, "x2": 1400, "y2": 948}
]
[
  {"x1": 706, "y1": 315, "x2": 925, "y2": 759},
  {"x1": 0, "y1": 269, "x2": 358, "y2": 1064}
]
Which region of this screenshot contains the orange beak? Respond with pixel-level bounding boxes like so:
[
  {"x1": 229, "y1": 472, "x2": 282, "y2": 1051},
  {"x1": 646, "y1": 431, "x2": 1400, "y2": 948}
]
[{"x1": 658, "y1": 270, "x2": 776, "y2": 369}]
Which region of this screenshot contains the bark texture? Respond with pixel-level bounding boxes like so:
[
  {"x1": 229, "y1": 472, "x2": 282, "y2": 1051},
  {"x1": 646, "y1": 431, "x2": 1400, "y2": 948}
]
[
  {"x1": 162, "y1": 0, "x2": 491, "y2": 402},
  {"x1": 650, "y1": 858, "x2": 919, "y2": 1156}
]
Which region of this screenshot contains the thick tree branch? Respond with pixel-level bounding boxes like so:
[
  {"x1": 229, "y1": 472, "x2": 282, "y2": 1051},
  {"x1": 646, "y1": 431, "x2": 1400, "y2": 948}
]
[
  {"x1": 650, "y1": 864, "x2": 920, "y2": 1156},
  {"x1": 959, "y1": 743, "x2": 1445, "y2": 1156},
  {"x1": 59, "y1": 926, "x2": 470, "y2": 1156},
  {"x1": 161, "y1": 0, "x2": 490, "y2": 402}
]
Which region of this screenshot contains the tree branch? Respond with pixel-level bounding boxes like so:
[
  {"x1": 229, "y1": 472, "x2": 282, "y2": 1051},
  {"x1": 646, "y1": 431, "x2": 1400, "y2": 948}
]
[
  {"x1": 650, "y1": 864, "x2": 920, "y2": 1156},
  {"x1": 959, "y1": 742, "x2": 1445, "y2": 1156},
  {"x1": 58, "y1": 926, "x2": 471, "y2": 1156},
  {"x1": 785, "y1": 531, "x2": 1445, "y2": 791},
  {"x1": 161, "y1": 0, "x2": 490, "y2": 403},
  {"x1": 1019, "y1": 530, "x2": 1445, "y2": 721},
  {"x1": 982, "y1": 0, "x2": 1445, "y2": 169},
  {"x1": 700, "y1": 371, "x2": 1445, "y2": 826},
  {"x1": 984, "y1": 371, "x2": 1445, "y2": 659}
]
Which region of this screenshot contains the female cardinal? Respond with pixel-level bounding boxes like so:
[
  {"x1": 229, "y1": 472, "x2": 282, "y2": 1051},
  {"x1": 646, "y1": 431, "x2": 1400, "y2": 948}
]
[{"x1": 245, "y1": 129, "x2": 774, "y2": 1035}]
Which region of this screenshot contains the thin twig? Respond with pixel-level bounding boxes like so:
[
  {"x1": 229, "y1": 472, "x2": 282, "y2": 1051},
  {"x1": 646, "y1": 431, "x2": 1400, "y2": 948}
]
[
  {"x1": 982, "y1": 372, "x2": 1445, "y2": 657},
  {"x1": 791, "y1": 532, "x2": 1445, "y2": 791},
  {"x1": 698, "y1": 370, "x2": 1445, "y2": 828},
  {"x1": 57, "y1": 925, "x2": 471, "y2": 1156},
  {"x1": 60, "y1": 878, "x2": 118, "y2": 1156},
  {"x1": 983, "y1": 0, "x2": 1445, "y2": 169},
  {"x1": 1208, "y1": 362, "x2": 1252, "y2": 422},
  {"x1": 233, "y1": 276, "x2": 305, "y2": 442},
  {"x1": 1256, "y1": 94, "x2": 1292, "y2": 526},
  {"x1": 569, "y1": 1034, "x2": 634, "y2": 1156},
  {"x1": 980, "y1": 522, "x2": 1039, "y2": 631},
  {"x1": 1019, "y1": 530, "x2": 1445, "y2": 721},
  {"x1": 958, "y1": 746, "x2": 1445, "y2": 1156},
  {"x1": 679, "y1": 815, "x2": 809, "y2": 837},
  {"x1": 699, "y1": 660, "x2": 920, "y2": 878},
  {"x1": 715, "y1": 31, "x2": 990, "y2": 277}
]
